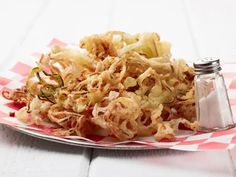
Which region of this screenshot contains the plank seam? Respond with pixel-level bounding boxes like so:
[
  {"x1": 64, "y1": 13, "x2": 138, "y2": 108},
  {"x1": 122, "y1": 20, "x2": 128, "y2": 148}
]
[
  {"x1": 181, "y1": 0, "x2": 200, "y2": 59},
  {"x1": 107, "y1": 0, "x2": 116, "y2": 30},
  {"x1": 86, "y1": 148, "x2": 94, "y2": 177},
  {"x1": 1, "y1": 0, "x2": 51, "y2": 67},
  {"x1": 228, "y1": 150, "x2": 236, "y2": 176}
]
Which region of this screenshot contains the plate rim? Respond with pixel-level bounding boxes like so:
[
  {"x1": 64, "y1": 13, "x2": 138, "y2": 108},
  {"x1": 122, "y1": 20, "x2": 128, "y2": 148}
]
[{"x1": 2, "y1": 124, "x2": 162, "y2": 150}]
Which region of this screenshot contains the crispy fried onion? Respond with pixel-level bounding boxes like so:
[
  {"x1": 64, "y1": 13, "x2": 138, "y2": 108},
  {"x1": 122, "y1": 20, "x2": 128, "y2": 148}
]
[
  {"x1": 2, "y1": 86, "x2": 28, "y2": 104},
  {"x1": 3, "y1": 31, "x2": 198, "y2": 141},
  {"x1": 92, "y1": 97, "x2": 141, "y2": 140},
  {"x1": 154, "y1": 118, "x2": 199, "y2": 141},
  {"x1": 48, "y1": 104, "x2": 94, "y2": 137}
]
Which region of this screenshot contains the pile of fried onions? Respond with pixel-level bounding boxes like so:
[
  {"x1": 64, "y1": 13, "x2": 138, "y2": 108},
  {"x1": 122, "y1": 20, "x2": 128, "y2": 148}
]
[{"x1": 2, "y1": 31, "x2": 198, "y2": 141}]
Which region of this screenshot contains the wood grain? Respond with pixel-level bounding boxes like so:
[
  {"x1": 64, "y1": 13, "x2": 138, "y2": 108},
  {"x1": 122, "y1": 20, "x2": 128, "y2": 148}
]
[
  {"x1": 0, "y1": 1, "x2": 112, "y2": 176},
  {"x1": 183, "y1": 0, "x2": 236, "y2": 60},
  {"x1": 109, "y1": 0, "x2": 197, "y2": 61},
  {"x1": 184, "y1": 0, "x2": 236, "y2": 170},
  {"x1": 0, "y1": 126, "x2": 91, "y2": 177},
  {"x1": 89, "y1": 149, "x2": 235, "y2": 177},
  {"x1": 89, "y1": 0, "x2": 236, "y2": 176},
  {"x1": 0, "y1": 0, "x2": 48, "y2": 70}
]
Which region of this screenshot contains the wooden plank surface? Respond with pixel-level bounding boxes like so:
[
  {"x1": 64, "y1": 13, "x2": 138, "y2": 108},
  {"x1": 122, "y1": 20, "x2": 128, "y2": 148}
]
[
  {"x1": 183, "y1": 0, "x2": 236, "y2": 60},
  {"x1": 0, "y1": 0, "x2": 48, "y2": 69},
  {"x1": 109, "y1": 0, "x2": 197, "y2": 61},
  {"x1": 184, "y1": 0, "x2": 236, "y2": 171},
  {"x1": 89, "y1": 149, "x2": 235, "y2": 177},
  {"x1": 89, "y1": 0, "x2": 236, "y2": 177},
  {"x1": 17, "y1": 0, "x2": 112, "y2": 55},
  {"x1": 0, "y1": 126, "x2": 91, "y2": 177},
  {"x1": 0, "y1": 0, "x2": 111, "y2": 177}
]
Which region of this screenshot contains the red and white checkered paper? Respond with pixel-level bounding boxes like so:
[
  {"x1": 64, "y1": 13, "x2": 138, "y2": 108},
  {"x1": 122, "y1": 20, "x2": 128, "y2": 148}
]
[{"x1": 1, "y1": 39, "x2": 236, "y2": 151}]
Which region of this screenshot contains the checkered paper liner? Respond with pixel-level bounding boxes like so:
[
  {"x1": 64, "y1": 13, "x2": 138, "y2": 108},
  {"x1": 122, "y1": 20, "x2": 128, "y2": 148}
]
[{"x1": 1, "y1": 39, "x2": 236, "y2": 151}]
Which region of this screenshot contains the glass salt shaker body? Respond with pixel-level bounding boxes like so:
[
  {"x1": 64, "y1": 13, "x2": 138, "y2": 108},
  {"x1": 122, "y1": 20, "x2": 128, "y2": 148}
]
[{"x1": 194, "y1": 58, "x2": 235, "y2": 132}]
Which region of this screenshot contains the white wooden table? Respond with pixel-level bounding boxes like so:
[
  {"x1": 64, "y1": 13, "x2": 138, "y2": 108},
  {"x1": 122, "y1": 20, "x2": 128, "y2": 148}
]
[{"x1": 1, "y1": 0, "x2": 236, "y2": 176}]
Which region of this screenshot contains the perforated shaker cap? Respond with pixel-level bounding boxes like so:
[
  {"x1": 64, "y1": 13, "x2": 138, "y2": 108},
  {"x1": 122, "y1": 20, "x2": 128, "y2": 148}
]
[{"x1": 193, "y1": 58, "x2": 221, "y2": 74}]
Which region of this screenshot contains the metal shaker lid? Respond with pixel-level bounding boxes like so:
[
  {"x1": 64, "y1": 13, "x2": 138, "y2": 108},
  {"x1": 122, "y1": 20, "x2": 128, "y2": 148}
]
[{"x1": 193, "y1": 58, "x2": 221, "y2": 74}]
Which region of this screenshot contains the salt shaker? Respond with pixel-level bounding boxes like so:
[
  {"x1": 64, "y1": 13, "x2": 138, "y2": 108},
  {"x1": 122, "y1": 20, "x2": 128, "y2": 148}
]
[{"x1": 194, "y1": 58, "x2": 235, "y2": 132}]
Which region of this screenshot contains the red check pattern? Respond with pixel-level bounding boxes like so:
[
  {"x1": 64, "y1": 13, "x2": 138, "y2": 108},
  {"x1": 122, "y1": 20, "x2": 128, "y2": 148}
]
[
  {"x1": 10, "y1": 62, "x2": 32, "y2": 76},
  {"x1": 1, "y1": 39, "x2": 236, "y2": 151}
]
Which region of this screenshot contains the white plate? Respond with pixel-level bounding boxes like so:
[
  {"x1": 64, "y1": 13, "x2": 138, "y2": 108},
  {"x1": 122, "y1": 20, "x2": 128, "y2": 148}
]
[{"x1": 2, "y1": 124, "x2": 162, "y2": 150}]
